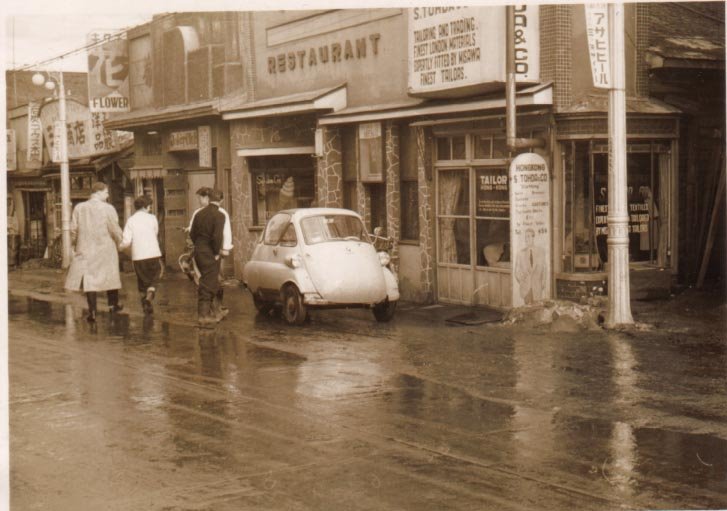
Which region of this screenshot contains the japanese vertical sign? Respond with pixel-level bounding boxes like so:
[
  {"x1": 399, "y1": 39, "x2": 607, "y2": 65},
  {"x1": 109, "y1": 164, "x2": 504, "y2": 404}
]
[
  {"x1": 7, "y1": 129, "x2": 17, "y2": 171},
  {"x1": 27, "y1": 102, "x2": 44, "y2": 168},
  {"x1": 40, "y1": 99, "x2": 119, "y2": 161},
  {"x1": 359, "y1": 122, "x2": 384, "y2": 182},
  {"x1": 585, "y1": 3, "x2": 611, "y2": 89},
  {"x1": 198, "y1": 126, "x2": 212, "y2": 168},
  {"x1": 510, "y1": 153, "x2": 551, "y2": 308},
  {"x1": 87, "y1": 31, "x2": 130, "y2": 112}
]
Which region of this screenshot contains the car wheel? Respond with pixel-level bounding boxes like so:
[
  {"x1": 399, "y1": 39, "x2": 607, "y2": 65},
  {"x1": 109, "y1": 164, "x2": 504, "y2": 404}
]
[
  {"x1": 373, "y1": 299, "x2": 397, "y2": 322},
  {"x1": 281, "y1": 284, "x2": 307, "y2": 325},
  {"x1": 252, "y1": 293, "x2": 273, "y2": 315}
]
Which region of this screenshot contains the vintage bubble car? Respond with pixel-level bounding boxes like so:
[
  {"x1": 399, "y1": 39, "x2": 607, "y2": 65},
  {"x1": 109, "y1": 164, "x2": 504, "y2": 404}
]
[{"x1": 243, "y1": 208, "x2": 399, "y2": 325}]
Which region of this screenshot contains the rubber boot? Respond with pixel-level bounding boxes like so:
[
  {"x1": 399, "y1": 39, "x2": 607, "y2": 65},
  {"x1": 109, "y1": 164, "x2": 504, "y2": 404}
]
[
  {"x1": 108, "y1": 289, "x2": 124, "y2": 313},
  {"x1": 86, "y1": 292, "x2": 97, "y2": 322},
  {"x1": 211, "y1": 297, "x2": 228, "y2": 322},
  {"x1": 141, "y1": 293, "x2": 153, "y2": 314},
  {"x1": 198, "y1": 299, "x2": 216, "y2": 328}
]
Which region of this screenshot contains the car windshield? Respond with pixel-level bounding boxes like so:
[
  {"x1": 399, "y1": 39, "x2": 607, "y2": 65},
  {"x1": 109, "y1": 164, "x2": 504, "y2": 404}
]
[{"x1": 301, "y1": 215, "x2": 368, "y2": 245}]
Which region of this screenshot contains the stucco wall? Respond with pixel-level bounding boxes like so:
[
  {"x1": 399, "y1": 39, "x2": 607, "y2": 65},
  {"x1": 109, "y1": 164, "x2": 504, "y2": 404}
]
[{"x1": 251, "y1": 9, "x2": 409, "y2": 108}]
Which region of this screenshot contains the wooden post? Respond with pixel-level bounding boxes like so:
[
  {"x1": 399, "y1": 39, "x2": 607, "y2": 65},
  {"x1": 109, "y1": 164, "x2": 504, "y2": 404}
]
[{"x1": 696, "y1": 163, "x2": 726, "y2": 288}]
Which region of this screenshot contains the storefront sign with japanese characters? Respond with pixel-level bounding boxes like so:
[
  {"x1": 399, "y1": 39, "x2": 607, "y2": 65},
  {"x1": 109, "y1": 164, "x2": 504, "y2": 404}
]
[
  {"x1": 408, "y1": 5, "x2": 539, "y2": 96},
  {"x1": 168, "y1": 130, "x2": 198, "y2": 152},
  {"x1": 87, "y1": 31, "x2": 130, "y2": 112},
  {"x1": 198, "y1": 126, "x2": 212, "y2": 168},
  {"x1": 585, "y1": 3, "x2": 611, "y2": 89},
  {"x1": 359, "y1": 122, "x2": 383, "y2": 182},
  {"x1": 509, "y1": 153, "x2": 550, "y2": 307},
  {"x1": 7, "y1": 129, "x2": 17, "y2": 171},
  {"x1": 39, "y1": 99, "x2": 119, "y2": 161},
  {"x1": 27, "y1": 102, "x2": 44, "y2": 168}
]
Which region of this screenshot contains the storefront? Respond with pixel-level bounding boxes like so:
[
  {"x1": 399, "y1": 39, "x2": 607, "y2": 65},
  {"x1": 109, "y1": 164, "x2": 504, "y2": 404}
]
[{"x1": 554, "y1": 107, "x2": 680, "y2": 300}]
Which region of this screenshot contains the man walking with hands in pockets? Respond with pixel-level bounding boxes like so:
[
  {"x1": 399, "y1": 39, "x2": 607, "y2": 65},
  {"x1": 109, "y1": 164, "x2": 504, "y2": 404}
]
[{"x1": 119, "y1": 195, "x2": 163, "y2": 314}]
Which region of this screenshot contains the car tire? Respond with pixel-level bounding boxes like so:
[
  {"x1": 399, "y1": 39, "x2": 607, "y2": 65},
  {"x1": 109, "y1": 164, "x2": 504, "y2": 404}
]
[
  {"x1": 252, "y1": 293, "x2": 274, "y2": 315},
  {"x1": 281, "y1": 284, "x2": 307, "y2": 325},
  {"x1": 373, "y1": 299, "x2": 397, "y2": 322}
]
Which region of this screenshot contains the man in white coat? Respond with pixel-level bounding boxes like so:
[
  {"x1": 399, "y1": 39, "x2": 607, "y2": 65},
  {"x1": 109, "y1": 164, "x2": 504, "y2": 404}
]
[
  {"x1": 119, "y1": 195, "x2": 163, "y2": 314},
  {"x1": 64, "y1": 182, "x2": 123, "y2": 322}
]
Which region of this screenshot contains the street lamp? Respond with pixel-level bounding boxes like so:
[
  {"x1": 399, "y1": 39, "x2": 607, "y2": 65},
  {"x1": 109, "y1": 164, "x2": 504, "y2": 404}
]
[{"x1": 32, "y1": 69, "x2": 72, "y2": 269}]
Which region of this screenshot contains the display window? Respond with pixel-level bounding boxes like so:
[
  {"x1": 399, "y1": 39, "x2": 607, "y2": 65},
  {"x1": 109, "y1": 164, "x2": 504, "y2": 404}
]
[
  {"x1": 562, "y1": 140, "x2": 671, "y2": 272},
  {"x1": 249, "y1": 155, "x2": 315, "y2": 227}
]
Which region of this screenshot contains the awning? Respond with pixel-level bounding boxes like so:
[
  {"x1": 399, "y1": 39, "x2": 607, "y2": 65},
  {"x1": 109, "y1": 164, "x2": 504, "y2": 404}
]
[
  {"x1": 128, "y1": 166, "x2": 166, "y2": 179},
  {"x1": 104, "y1": 98, "x2": 222, "y2": 131},
  {"x1": 319, "y1": 83, "x2": 553, "y2": 126},
  {"x1": 221, "y1": 84, "x2": 347, "y2": 121},
  {"x1": 646, "y1": 37, "x2": 725, "y2": 70}
]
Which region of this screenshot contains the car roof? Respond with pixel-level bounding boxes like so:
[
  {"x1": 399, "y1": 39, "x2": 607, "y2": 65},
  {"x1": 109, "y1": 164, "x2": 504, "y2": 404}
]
[{"x1": 279, "y1": 208, "x2": 362, "y2": 221}]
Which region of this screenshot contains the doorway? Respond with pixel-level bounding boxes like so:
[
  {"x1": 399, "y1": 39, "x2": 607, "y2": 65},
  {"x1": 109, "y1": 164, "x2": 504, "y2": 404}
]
[{"x1": 23, "y1": 191, "x2": 47, "y2": 259}]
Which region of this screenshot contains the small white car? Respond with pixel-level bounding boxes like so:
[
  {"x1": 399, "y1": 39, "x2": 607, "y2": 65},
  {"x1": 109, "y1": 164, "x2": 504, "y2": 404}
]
[{"x1": 243, "y1": 208, "x2": 399, "y2": 325}]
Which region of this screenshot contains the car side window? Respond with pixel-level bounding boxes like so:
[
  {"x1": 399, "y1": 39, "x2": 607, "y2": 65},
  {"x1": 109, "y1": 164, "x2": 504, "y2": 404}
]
[
  {"x1": 263, "y1": 214, "x2": 290, "y2": 245},
  {"x1": 279, "y1": 224, "x2": 297, "y2": 247}
]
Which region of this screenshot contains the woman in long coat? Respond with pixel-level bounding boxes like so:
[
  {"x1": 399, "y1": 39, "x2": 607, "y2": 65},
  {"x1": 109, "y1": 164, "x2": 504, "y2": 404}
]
[{"x1": 64, "y1": 182, "x2": 123, "y2": 321}]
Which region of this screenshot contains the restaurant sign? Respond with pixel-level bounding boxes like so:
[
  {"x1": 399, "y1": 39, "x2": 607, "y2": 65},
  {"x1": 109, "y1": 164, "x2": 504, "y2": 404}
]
[{"x1": 408, "y1": 5, "x2": 539, "y2": 97}]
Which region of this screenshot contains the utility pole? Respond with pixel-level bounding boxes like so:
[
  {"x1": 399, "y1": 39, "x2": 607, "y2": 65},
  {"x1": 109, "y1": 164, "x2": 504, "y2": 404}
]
[{"x1": 606, "y1": 3, "x2": 634, "y2": 326}]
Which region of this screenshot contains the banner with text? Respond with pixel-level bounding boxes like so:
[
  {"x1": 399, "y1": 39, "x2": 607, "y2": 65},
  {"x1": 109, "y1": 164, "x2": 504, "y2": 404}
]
[
  {"x1": 510, "y1": 153, "x2": 551, "y2": 308},
  {"x1": 40, "y1": 99, "x2": 120, "y2": 161},
  {"x1": 408, "y1": 5, "x2": 539, "y2": 96},
  {"x1": 585, "y1": 3, "x2": 611, "y2": 89},
  {"x1": 7, "y1": 129, "x2": 17, "y2": 171},
  {"x1": 87, "y1": 31, "x2": 130, "y2": 112},
  {"x1": 27, "y1": 102, "x2": 44, "y2": 168}
]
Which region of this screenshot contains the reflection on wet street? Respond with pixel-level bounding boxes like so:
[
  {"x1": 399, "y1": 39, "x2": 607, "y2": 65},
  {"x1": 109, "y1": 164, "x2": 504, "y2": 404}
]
[{"x1": 9, "y1": 295, "x2": 727, "y2": 510}]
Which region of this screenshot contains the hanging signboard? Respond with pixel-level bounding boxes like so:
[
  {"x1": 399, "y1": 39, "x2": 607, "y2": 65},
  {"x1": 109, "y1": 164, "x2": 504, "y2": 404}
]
[
  {"x1": 476, "y1": 167, "x2": 509, "y2": 217},
  {"x1": 168, "y1": 130, "x2": 198, "y2": 152},
  {"x1": 359, "y1": 122, "x2": 384, "y2": 182},
  {"x1": 7, "y1": 129, "x2": 17, "y2": 171},
  {"x1": 510, "y1": 153, "x2": 551, "y2": 307},
  {"x1": 408, "y1": 5, "x2": 540, "y2": 97},
  {"x1": 40, "y1": 99, "x2": 119, "y2": 161},
  {"x1": 198, "y1": 126, "x2": 212, "y2": 168},
  {"x1": 585, "y1": 3, "x2": 611, "y2": 89},
  {"x1": 27, "y1": 102, "x2": 44, "y2": 168},
  {"x1": 87, "y1": 31, "x2": 130, "y2": 112}
]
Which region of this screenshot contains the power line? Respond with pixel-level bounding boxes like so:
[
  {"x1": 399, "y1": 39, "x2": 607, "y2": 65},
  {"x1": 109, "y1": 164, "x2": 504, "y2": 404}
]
[{"x1": 10, "y1": 12, "x2": 178, "y2": 72}]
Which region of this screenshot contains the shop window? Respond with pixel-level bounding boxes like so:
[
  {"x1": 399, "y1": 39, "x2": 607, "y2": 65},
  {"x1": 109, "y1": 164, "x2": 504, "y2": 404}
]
[
  {"x1": 400, "y1": 125, "x2": 419, "y2": 241},
  {"x1": 436, "y1": 135, "x2": 466, "y2": 161},
  {"x1": 438, "y1": 169, "x2": 470, "y2": 264},
  {"x1": 250, "y1": 156, "x2": 315, "y2": 227},
  {"x1": 369, "y1": 183, "x2": 387, "y2": 232},
  {"x1": 563, "y1": 141, "x2": 670, "y2": 272},
  {"x1": 475, "y1": 167, "x2": 510, "y2": 268}
]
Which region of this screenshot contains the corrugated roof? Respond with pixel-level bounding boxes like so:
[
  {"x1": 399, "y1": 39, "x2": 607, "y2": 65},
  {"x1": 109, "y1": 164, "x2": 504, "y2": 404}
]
[{"x1": 559, "y1": 94, "x2": 682, "y2": 115}]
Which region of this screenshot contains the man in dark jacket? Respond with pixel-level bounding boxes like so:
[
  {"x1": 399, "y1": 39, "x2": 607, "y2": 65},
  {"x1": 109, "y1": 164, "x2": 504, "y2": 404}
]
[{"x1": 190, "y1": 188, "x2": 226, "y2": 326}]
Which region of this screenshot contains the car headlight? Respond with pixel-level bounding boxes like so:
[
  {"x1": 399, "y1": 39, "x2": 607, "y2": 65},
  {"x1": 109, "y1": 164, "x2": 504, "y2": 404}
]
[
  {"x1": 378, "y1": 251, "x2": 390, "y2": 266},
  {"x1": 285, "y1": 254, "x2": 302, "y2": 268}
]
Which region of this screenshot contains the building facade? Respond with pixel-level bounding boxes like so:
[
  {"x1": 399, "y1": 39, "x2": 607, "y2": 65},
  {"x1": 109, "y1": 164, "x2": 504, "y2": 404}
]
[
  {"x1": 6, "y1": 70, "x2": 134, "y2": 267},
  {"x1": 104, "y1": 4, "x2": 725, "y2": 305}
]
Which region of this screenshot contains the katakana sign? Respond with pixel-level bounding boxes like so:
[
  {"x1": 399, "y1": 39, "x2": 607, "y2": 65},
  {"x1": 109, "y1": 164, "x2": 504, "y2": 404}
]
[
  {"x1": 87, "y1": 31, "x2": 130, "y2": 112},
  {"x1": 585, "y1": 3, "x2": 611, "y2": 89},
  {"x1": 27, "y1": 102, "x2": 44, "y2": 168}
]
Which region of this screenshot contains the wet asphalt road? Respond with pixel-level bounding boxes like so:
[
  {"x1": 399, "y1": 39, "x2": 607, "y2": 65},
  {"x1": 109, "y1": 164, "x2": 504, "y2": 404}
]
[{"x1": 8, "y1": 276, "x2": 727, "y2": 510}]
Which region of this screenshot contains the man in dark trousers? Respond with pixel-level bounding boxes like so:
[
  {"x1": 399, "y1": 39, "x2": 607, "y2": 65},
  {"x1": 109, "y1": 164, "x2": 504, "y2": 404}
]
[{"x1": 190, "y1": 188, "x2": 226, "y2": 327}]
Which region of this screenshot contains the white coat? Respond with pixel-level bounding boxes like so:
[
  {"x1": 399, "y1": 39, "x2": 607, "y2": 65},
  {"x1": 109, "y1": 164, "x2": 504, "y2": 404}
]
[{"x1": 64, "y1": 197, "x2": 123, "y2": 292}]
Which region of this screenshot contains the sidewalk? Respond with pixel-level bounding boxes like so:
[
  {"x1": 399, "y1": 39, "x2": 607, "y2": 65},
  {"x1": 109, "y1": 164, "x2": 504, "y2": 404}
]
[{"x1": 7, "y1": 266, "x2": 727, "y2": 335}]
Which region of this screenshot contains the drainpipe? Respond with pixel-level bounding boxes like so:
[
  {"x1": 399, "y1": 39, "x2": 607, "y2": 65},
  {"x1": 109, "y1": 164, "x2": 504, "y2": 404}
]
[{"x1": 506, "y1": 5, "x2": 544, "y2": 152}]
